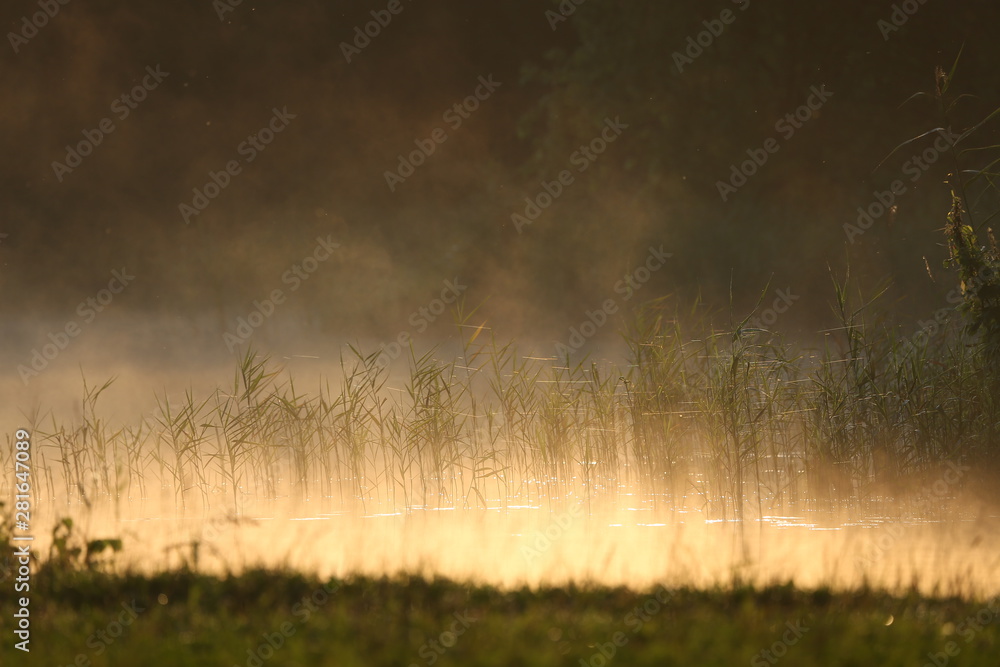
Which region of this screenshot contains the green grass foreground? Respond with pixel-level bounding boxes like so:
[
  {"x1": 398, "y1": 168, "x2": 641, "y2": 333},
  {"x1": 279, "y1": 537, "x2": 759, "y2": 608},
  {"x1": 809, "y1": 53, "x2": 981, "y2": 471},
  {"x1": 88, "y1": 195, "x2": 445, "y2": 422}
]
[{"x1": 2, "y1": 569, "x2": 998, "y2": 666}]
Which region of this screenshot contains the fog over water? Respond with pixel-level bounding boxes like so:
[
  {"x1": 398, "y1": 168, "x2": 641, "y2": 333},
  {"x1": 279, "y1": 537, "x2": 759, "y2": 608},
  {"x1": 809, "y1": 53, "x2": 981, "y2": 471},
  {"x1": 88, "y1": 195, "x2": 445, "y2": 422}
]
[{"x1": 4, "y1": 1, "x2": 1000, "y2": 596}]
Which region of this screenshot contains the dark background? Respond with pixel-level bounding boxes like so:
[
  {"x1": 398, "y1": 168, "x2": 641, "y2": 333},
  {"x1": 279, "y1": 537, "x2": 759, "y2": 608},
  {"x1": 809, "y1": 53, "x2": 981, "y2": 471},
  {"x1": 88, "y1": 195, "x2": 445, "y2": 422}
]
[{"x1": 3, "y1": 0, "x2": 999, "y2": 357}]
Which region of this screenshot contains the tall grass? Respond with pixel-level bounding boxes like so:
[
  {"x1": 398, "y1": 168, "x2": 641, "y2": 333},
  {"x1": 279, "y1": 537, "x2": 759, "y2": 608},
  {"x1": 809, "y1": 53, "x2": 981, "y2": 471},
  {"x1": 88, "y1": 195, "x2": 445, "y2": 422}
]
[
  {"x1": 10, "y1": 277, "x2": 995, "y2": 522},
  {"x1": 9, "y1": 62, "x2": 999, "y2": 523}
]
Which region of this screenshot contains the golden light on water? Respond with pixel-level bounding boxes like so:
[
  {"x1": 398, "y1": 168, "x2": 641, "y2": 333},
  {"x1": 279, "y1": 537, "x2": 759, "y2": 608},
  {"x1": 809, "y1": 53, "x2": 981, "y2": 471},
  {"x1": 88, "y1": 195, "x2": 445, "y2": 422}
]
[
  {"x1": 7, "y1": 356, "x2": 1000, "y2": 600},
  {"x1": 26, "y1": 490, "x2": 1000, "y2": 598},
  {"x1": 5, "y1": 4, "x2": 1000, "y2": 664}
]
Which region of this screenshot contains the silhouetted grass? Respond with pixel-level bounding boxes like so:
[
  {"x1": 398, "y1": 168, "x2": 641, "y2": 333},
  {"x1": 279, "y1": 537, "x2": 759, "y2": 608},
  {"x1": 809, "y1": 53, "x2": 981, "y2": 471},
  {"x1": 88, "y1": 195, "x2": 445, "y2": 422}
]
[
  {"x1": 2, "y1": 565, "x2": 998, "y2": 666},
  {"x1": 8, "y1": 276, "x2": 999, "y2": 522}
]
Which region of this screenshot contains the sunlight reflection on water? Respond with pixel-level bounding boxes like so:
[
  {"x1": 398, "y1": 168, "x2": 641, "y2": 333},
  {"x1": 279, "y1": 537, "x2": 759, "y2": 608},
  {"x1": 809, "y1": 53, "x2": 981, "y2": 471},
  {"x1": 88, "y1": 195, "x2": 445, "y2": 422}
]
[{"x1": 30, "y1": 496, "x2": 1000, "y2": 599}]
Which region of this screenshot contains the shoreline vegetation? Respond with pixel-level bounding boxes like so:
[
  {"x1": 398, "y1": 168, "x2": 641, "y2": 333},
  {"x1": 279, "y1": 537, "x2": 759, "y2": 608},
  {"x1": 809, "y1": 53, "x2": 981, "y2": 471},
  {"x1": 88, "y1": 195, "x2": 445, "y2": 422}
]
[
  {"x1": 7, "y1": 258, "x2": 998, "y2": 521},
  {"x1": 2, "y1": 565, "x2": 1000, "y2": 665},
  {"x1": 3, "y1": 62, "x2": 1000, "y2": 664}
]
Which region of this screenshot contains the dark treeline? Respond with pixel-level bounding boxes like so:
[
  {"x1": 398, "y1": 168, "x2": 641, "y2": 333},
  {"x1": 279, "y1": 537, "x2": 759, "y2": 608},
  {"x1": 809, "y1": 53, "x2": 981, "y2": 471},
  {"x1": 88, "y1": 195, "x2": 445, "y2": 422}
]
[{"x1": 2, "y1": 0, "x2": 999, "y2": 343}]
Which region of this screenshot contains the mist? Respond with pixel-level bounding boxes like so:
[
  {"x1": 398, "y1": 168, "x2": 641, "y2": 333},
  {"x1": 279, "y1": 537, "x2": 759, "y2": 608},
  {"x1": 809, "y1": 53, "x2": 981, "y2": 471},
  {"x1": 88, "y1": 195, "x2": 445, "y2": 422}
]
[{"x1": 4, "y1": 0, "x2": 1000, "y2": 607}]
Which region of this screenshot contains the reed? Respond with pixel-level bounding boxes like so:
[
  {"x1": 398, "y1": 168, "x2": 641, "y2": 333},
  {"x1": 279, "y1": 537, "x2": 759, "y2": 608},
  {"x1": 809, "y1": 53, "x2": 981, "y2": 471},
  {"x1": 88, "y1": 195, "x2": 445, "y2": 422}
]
[
  {"x1": 14, "y1": 270, "x2": 995, "y2": 523},
  {"x1": 12, "y1": 63, "x2": 1000, "y2": 520}
]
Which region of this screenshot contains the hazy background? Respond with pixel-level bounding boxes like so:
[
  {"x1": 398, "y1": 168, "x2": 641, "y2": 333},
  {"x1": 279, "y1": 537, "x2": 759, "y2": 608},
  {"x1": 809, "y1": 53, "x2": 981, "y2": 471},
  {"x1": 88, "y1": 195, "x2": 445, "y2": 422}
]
[{"x1": 3, "y1": 0, "x2": 1000, "y2": 389}]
